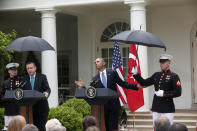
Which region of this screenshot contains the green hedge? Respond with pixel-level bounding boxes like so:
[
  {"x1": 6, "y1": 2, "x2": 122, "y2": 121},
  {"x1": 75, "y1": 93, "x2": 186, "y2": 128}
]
[
  {"x1": 0, "y1": 108, "x2": 4, "y2": 129},
  {"x1": 48, "y1": 98, "x2": 91, "y2": 131},
  {"x1": 61, "y1": 98, "x2": 91, "y2": 117}
]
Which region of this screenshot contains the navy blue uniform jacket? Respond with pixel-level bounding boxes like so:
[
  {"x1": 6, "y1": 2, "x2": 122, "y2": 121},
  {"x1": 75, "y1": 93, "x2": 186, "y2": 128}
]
[{"x1": 134, "y1": 70, "x2": 182, "y2": 113}]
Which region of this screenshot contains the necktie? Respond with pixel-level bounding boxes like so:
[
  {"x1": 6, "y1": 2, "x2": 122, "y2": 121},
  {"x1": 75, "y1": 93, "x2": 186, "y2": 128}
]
[
  {"x1": 101, "y1": 72, "x2": 107, "y2": 88},
  {"x1": 30, "y1": 76, "x2": 35, "y2": 90}
]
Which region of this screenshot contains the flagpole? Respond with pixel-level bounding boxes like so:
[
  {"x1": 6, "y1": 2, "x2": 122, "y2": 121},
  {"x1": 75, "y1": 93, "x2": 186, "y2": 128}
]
[
  {"x1": 134, "y1": 44, "x2": 139, "y2": 67},
  {"x1": 132, "y1": 112, "x2": 135, "y2": 131}
]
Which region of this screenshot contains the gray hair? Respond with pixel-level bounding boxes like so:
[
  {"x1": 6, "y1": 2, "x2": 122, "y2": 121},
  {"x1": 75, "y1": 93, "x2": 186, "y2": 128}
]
[
  {"x1": 48, "y1": 125, "x2": 66, "y2": 131},
  {"x1": 95, "y1": 58, "x2": 105, "y2": 62},
  {"x1": 154, "y1": 116, "x2": 170, "y2": 131},
  {"x1": 46, "y1": 118, "x2": 64, "y2": 131},
  {"x1": 22, "y1": 124, "x2": 38, "y2": 131}
]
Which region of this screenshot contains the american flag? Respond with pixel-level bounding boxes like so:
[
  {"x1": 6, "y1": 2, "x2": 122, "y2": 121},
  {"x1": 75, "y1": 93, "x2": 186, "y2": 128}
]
[{"x1": 112, "y1": 41, "x2": 127, "y2": 106}]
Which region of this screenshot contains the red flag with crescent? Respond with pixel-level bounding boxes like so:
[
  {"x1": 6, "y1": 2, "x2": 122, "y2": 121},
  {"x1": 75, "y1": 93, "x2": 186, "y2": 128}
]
[{"x1": 126, "y1": 44, "x2": 144, "y2": 112}]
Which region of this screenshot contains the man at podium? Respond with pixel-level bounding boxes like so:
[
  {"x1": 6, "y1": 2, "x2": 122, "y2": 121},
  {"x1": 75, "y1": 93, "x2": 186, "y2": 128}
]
[
  {"x1": 75, "y1": 58, "x2": 140, "y2": 131},
  {"x1": 0, "y1": 63, "x2": 21, "y2": 129},
  {"x1": 23, "y1": 62, "x2": 51, "y2": 131}
]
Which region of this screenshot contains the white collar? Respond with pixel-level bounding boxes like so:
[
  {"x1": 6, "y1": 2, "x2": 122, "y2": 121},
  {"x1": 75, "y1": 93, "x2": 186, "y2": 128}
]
[
  {"x1": 99, "y1": 69, "x2": 106, "y2": 74},
  {"x1": 29, "y1": 72, "x2": 36, "y2": 78}
]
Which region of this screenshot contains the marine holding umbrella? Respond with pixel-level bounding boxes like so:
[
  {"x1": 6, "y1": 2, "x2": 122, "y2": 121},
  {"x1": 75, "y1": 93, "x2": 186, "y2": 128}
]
[
  {"x1": 0, "y1": 63, "x2": 22, "y2": 129},
  {"x1": 132, "y1": 54, "x2": 182, "y2": 125}
]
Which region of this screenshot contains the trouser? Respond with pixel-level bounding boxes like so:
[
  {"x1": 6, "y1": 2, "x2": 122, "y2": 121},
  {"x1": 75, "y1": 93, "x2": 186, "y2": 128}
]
[
  {"x1": 152, "y1": 112, "x2": 174, "y2": 125},
  {"x1": 33, "y1": 111, "x2": 48, "y2": 131},
  {"x1": 104, "y1": 101, "x2": 120, "y2": 131}
]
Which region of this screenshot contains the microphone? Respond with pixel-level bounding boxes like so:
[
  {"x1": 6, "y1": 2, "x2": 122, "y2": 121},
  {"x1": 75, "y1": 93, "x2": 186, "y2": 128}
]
[
  {"x1": 17, "y1": 81, "x2": 27, "y2": 88},
  {"x1": 90, "y1": 79, "x2": 99, "y2": 87},
  {"x1": 20, "y1": 81, "x2": 27, "y2": 88}
]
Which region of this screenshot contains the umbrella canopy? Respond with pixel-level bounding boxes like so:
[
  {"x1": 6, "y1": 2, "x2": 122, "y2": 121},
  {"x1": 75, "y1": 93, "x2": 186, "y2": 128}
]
[
  {"x1": 6, "y1": 36, "x2": 55, "y2": 52},
  {"x1": 110, "y1": 30, "x2": 166, "y2": 50}
]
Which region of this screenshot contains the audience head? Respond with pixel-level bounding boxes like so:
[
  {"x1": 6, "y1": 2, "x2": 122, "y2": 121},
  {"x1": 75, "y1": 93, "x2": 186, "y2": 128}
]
[
  {"x1": 22, "y1": 124, "x2": 38, "y2": 131},
  {"x1": 46, "y1": 118, "x2": 66, "y2": 131},
  {"x1": 86, "y1": 126, "x2": 100, "y2": 131},
  {"x1": 168, "y1": 123, "x2": 188, "y2": 131},
  {"x1": 82, "y1": 116, "x2": 97, "y2": 131},
  {"x1": 7, "y1": 115, "x2": 26, "y2": 131},
  {"x1": 48, "y1": 124, "x2": 66, "y2": 131},
  {"x1": 154, "y1": 116, "x2": 170, "y2": 131}
]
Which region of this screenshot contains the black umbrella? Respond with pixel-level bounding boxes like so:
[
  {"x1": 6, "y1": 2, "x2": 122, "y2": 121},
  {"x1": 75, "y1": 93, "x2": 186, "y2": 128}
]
[
  {"x1": 110, "y1": 30, "x2": 166, "y2": 50},
  {"x1": 6, "y1": 36, "x2": 55, "y2": 51}
]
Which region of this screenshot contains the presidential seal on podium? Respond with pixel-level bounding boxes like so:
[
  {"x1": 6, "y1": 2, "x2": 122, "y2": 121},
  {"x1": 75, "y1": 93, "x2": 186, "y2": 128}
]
[
  {"x1": 14, "y1": 88, "x2": 24, "y2": 100},
  {"x1": 85, "y1": 86, "x2": 96, "y2": 99}
]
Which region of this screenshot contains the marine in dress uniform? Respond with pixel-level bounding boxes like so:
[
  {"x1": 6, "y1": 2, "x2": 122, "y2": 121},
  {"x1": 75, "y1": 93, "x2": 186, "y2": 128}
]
[
  {"x1": 0, "y1": 63, "x2": 21, "y2": 128},
  {"x1": 132, "y1": 54, "x2": 182, "y2": 125}
]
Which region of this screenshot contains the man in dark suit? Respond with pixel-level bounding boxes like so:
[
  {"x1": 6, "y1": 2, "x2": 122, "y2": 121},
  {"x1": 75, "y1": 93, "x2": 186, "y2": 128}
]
[
  {"x1": 75, "y1": 58, "x2": 140, "y2": 131},
  {"x1": 22, "y1": 61, "x2": 51, "y2": 131}
]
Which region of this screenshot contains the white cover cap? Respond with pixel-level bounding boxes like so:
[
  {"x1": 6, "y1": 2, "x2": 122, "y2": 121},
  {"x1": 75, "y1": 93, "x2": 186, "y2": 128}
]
[{"x1": 6, "y1": 63, "x2": 19, "y2": 70}]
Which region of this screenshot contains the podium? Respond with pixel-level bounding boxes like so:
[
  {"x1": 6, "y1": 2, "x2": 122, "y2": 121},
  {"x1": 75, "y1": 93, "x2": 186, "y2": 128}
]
[
  {"x1": 75, "y1": 88, "x2": 120, "y2": 131},
  {"x1": 1, "y1": 90, "x2": 45, "y2": 123}
]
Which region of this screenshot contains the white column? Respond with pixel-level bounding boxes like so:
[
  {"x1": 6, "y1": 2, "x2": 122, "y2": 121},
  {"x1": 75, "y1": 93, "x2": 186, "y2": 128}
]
[
  {"x1": 36, "y1": 7, "x2": 58, "y2": 107},
  {"x1": 125, "y1": 0, "x2": 149, "y2": 111}
]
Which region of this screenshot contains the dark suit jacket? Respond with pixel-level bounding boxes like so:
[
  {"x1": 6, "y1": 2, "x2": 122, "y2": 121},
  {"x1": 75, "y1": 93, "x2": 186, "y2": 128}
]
[
  {"x1": 90, "y1": 69, "x2": 138, "y2": 107},
  {"x1": 22, "y1": 73, "x2": 51, "y2": 113},
  {"x1": 90, "y1": 69, "x2": 138, "y2": 91}
]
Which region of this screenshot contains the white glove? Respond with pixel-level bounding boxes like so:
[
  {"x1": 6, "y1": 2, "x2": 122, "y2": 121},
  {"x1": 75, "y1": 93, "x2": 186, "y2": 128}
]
[
  {"x1": 155, "y1": 90, "x2": 164, "y2": 97},
  {"x1": 131, "y1": 66, "x2": 138, "y2": 75}
]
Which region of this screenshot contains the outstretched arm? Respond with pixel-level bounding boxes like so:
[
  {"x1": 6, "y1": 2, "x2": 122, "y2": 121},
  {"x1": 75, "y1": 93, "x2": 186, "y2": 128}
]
[
  {"x1": 114, "y1": 71, "x2": 138, "y2": 90},
  {"x1": 133, "y1": 73, "x2": 155, "y2": 87},
  {"x1": 74, "y1": 79, "x2": 85, "y2": 88}
]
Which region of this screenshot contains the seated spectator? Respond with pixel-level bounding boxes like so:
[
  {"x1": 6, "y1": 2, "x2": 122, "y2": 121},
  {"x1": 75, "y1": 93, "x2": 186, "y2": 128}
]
[
  {"x1": 7, "y1": 115, "x2": 26, "y2": 131},
  {"x1": 22, "y1": 124, "x2": 38, "y2": 131},
  {"x1": 48, "y1": 124, "x2": 66, "y2": 131},
  {"x1": 86, "y1": 126, "x2": 100, "y2": 131},
  {"x1": 46, "y1": 118, "x2": 66, "y2": 131},
  {"x1": 154, "y1": 116, "x2": 170, "y2": 131},
  {"x1": 168, "y1": 123, "x2": 188, "y2": 131},
  {"x1": 82, "y1": 116, "x2": 97, "y2": 131}
]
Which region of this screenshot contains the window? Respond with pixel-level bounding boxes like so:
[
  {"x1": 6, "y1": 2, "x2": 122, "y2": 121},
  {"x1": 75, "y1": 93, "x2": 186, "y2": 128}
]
[
  {"x1": 99, "y1": 22, "x2": 130, "y2": 79},
  {"x1": 100, "y1": 22, "x2": 130, "y2": 42}
]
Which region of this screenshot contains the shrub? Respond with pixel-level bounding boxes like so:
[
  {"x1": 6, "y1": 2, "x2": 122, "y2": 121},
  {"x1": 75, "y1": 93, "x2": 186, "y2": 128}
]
[
  {"x1": 48, "y1": 98, "x2": 91, "y2": 131},
  {"x1": 0, "y1": 108, "x2": 4, "y2": 129},
  {"x1": 0, "y1": 30, "x2": 16, "y2": 69},
  {"x1": 48, "y1": 106, "x2": 82, "y2": 131},
  {"x1": 61, "y1": 98, "x2": 91, "y2": 117}
]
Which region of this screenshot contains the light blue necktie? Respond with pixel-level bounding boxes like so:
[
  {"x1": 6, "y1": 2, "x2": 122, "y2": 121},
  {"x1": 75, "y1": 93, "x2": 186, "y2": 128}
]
[
  {"x1": 101, "y1": 72, "x2": 107, "y2": 88},
  {"x1": 30, "y1": 76, "x2": 35, "y2": 90}
]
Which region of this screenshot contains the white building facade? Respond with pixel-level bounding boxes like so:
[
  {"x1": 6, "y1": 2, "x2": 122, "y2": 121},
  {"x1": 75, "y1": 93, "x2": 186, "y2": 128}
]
[{"x1": 0, "y1": 0, "x2": 197, "y2": 111}]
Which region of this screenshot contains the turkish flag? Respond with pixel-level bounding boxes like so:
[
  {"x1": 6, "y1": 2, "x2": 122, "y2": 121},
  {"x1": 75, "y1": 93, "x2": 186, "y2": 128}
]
[{"x1": 126, "y1": 44, "x2": 144, "y2": 113}]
